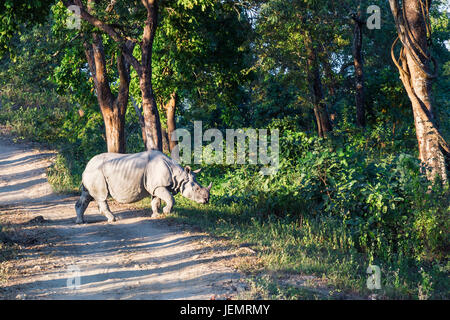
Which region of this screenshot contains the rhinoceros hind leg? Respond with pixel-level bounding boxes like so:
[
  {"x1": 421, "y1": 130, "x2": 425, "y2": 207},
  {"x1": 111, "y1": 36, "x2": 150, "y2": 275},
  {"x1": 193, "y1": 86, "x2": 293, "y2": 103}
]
[
  {"x1": 75, "y1": 186, "x2": 93, "y2": 224},
  {"x1": 153, "y1": 187, "x2": 174, "y2": 215},
  {"x1": 98, "y1": 200, "x2": 116, "y2": 223},
  {"x1": 151, "y1": 197, "x2": 161, "y2": 217}
]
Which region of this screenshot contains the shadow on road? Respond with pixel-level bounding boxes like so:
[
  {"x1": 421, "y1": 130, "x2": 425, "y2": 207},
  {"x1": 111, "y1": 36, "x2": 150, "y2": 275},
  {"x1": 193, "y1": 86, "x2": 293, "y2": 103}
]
[{"x1": 1, "y1": 205, "x2": 241, "y2": 299}]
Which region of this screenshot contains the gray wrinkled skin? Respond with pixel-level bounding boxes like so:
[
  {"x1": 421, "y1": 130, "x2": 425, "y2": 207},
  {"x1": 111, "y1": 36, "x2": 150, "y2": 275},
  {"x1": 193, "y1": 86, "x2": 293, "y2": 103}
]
[{"x1": 75, "y1": 150, "x2": 211, "y2": 224}]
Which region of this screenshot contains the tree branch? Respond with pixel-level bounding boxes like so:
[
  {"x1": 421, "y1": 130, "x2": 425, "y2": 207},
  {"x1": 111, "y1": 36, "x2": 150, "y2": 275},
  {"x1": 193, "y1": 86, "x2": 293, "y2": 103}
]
[
  {"x1": 83, "y1": 40, "x2": 97, "y2": 87},
  {"x1": 115, "y1": 42, "x2": 135, "y2": 109},
  {"x1": 63, "y1": 0, "x2": 142, "y2": 76}
]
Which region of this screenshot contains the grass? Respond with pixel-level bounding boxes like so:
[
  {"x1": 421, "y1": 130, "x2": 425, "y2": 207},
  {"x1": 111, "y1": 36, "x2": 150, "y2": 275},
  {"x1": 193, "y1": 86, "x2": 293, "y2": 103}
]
[
  {"x1": 133, "y1": 194, "x2": 449, "y2": 300},
  {"x1": 136, "y1": 197, "x2": 367, "y2": 299},
  {"x1": 236, "y1": 274, "x2": 332, "y2": 300},
  {"x1": 0, "y1": 223, "x2": 18, "y2": 286}
]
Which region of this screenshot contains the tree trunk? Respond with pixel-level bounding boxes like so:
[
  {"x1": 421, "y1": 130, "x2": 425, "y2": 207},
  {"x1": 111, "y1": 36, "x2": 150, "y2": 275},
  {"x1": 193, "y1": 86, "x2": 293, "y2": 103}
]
[
  {"x1": 389, "y1": 0, "x2": 449, "y2": 183},
  {"x1": 102, "y1": 107, "x2": 126, "y2": 153},
  {"x1": 138, "y1": 0, "x2": 163, "y2": 151},
  {"x1": 139, "y1": 74, "x2": 162, "y2": 151},
  {"x1": 84, "y1": 33, "x2": 130, "y2": 154},
  {"x1": 352, "y1": 11, "x2": 365, "y2": 127},
  {"x1": 164, "y1": 91, "x2": 177, "y2": 152},
  {"x1": 305, "y1": 34, "x2": 332, "y2": 138},
  {"x1": 161, "y1": 128, "x2": 170, "y2": 154}
]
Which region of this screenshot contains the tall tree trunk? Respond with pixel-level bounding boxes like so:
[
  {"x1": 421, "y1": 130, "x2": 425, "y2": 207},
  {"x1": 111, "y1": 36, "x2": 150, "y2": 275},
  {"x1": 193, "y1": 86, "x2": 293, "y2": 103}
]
[
  {"x1": 112, "y1": 49, "x2": 131, "y2": 153},
  {"x1": 352, "y1": 9, "x2": 366, "y2": 127},
  {"x1": 389, "y1": 0, "x2": 449, "y2": 183},
  {"x1": 161, "y1": 128, "x2": 170, "y2": 154},
  {"x1": 139, "y1": 73, "x2": 162, "y2": 151},
  {"x1": 139, "y1": 0, "x2": 163, "y2": 151},
  {"x1": 305, "y1": 34, "x2": 332, "y2": 138},
  {"x1": 102, "y1": 108, "x2": 126, "y2": 153},
  {"x1": 84, "y1": 33, "x2": 131, "y2": 153},
  {"x1": 164, "y1": 91, "x2": 177, "y2": 152}
]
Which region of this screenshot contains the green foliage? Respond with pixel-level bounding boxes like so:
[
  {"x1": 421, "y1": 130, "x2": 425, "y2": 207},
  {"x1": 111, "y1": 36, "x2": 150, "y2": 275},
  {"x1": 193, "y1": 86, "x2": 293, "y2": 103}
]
[
  {"x1": 176, "y1": 121, "x2": 449, "y2": 298},
  {"x1": 0, "y1": 0, "x2": 448, "y2": 299},
  {"x1": 0, "y1": 0, "x2": 54, "y2": 57},
  {"x1": 207, "y1": 126, "x2": 448, "y2": 259},
  {"x1": 146, "y1": 0, "x2": 253, "y2": 128}
]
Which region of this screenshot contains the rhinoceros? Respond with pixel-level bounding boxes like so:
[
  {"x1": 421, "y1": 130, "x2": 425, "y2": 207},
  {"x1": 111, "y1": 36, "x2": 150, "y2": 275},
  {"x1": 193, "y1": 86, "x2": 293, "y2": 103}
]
[{"x1": 75, "y1": 150, "x2": 212, "y2": 224}]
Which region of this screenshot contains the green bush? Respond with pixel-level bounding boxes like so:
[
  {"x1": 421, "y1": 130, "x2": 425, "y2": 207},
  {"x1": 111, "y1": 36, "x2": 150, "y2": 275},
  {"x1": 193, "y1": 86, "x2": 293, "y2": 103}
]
[
  {"x1": 207, "y1": 127, "x2": 449, "y2": 261},
  {"x1": 189, "y1": 121, "x2": 449, "y2": 298}
]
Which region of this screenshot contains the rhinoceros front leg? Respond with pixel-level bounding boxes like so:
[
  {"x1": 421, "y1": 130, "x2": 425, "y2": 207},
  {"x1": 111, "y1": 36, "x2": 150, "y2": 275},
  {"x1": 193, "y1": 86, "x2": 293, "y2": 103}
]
[
  {"x1": 153, "y1": 187, "x2": 174, "y2": 215},
  {"x1": 97, "y1": 200, "x2": 116, "y2": 223},
  {"x1": 151, "y1": 197, "x2": 161, "y2": 217}
]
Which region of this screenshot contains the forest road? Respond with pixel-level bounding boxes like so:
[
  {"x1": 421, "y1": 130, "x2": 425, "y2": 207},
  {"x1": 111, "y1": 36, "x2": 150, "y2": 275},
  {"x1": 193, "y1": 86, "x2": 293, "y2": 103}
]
[{"x1": 0, "y1": 136, "x2": 245, "y2": 300}]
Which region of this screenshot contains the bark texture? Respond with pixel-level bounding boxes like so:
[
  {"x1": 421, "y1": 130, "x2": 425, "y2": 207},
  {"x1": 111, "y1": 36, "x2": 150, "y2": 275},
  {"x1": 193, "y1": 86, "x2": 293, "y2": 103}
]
[
  {"x1": 389, "y1": 0, "x2": 449, "y2": 183},
  {"x1": 138, "y1": 0, "x2": 162, "y2": 151},
  {"x1": 164, "y1": 91, "x2": 177, "y2": 152},
  {"x1": 305, "y1": 34, "x2": 332, "y2": 138}
]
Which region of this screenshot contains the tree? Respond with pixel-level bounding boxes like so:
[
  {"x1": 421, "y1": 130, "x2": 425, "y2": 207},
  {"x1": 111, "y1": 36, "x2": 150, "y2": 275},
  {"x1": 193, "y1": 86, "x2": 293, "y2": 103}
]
[
  {"x1": 254, "y1": 0, "x2": 336, "y2": 137},
  {"x1": 125, "y1": 0, "x2": 252, "y2": 154},
  {"x1": 63, "y1": 0, "x2": 164, "y2": 151},
  {"x1": 338, "y1": 0, "x2": 368, "y2": 128},
  {"x1": 51, "y1": 0, "x2": 251, "y2": 155},
  {"x1": 389, "y1": 0, "x2": 449, "y2": 183},
  {"x1": 49, "y1": 2, "x2": 133, "y2": 153},
  {"x1": 83, "y1": 33, "x2": 133, "y2": 153},
  {"x1": 163, "y1": 91, "x2": 177, "y2": 152},
  {"x1": 304, "y1": 31, "x2": 332, "y2": 138}
]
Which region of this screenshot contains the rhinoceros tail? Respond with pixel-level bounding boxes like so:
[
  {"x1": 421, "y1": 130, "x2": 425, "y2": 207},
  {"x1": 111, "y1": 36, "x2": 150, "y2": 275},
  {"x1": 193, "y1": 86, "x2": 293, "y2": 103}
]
[{"x1": 79, "y1": 183, "x2": 93, "y2": 201}]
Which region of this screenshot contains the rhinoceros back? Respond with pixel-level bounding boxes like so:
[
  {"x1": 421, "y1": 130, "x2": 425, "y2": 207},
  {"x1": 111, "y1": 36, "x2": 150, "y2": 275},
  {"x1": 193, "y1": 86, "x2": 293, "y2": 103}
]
[
  {"x1": 82, "y1": 150, "x2": 186, "y2": 204},
  {"x1": 100, "y1": 152, "x2": 151, "y2": 203}
]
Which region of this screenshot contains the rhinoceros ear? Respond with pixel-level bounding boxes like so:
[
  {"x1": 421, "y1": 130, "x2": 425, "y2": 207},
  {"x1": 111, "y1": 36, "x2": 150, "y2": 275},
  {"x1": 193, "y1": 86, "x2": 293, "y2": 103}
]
[
  {"x1": 184, "y1": 166, "x2": 191, "y2": 174},
  {"x1": 206, "y1": 182, "x2": 212, "y2": 191},
  {"x1": 193, "y1": 168, "x2": 202, "y2": 174}
]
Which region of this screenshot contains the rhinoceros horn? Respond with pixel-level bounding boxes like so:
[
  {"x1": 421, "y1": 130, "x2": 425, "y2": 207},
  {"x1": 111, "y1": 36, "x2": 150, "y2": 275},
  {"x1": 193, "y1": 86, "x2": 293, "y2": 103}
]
[
  {"x1": 206, "y1": 182, "x2": 212, "y2": 191},
  {"x1": 193, "y1": 168, "x2": 202, "y2": 174}
]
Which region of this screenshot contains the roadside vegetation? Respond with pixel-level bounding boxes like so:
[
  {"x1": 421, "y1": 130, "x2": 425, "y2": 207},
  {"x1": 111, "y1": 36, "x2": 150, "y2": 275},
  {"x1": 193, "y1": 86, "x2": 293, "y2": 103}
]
[
  {"x1": 0, "y1": 0, "x2": 449, "y2": 299},
  {"x1": 0, "y1": 222, "x2": 17, "y2": 286},
  {"x1": 164, "y1": 127, "x2": 450, "y2": 299},
  {"x1": 2, "y1": 100, "x2": 448, "y2": 298}
]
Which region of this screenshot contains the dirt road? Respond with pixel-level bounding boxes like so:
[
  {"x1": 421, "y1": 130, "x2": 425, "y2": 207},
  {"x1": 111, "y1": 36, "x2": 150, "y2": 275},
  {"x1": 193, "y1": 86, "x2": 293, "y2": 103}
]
[{"x1": 0, "y1": 137, "x2": 246, "y2": 299}]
